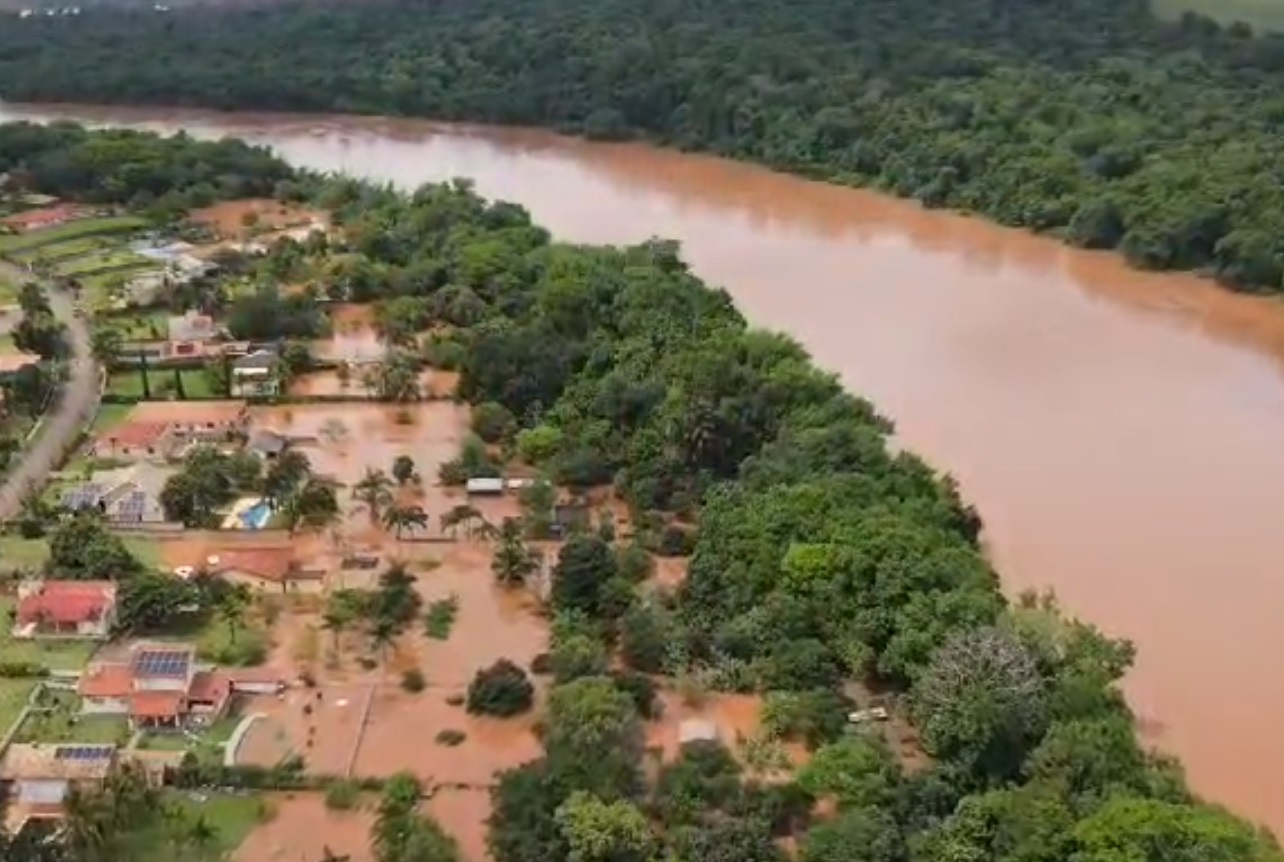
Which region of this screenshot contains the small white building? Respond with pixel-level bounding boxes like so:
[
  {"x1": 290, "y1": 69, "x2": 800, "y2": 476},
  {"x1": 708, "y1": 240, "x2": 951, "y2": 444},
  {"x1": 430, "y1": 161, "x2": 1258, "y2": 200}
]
[{"x1": 465, "y1": 477, "x2": 505, "y2": 496}]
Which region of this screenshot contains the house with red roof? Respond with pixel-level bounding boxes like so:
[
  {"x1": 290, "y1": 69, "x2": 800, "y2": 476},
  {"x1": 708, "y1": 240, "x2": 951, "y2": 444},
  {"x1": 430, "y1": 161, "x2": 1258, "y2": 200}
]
[
  {"x1": 13, "y1": 580, "x2": 118, "y2": 640},
  {"x1": 78, "y1": 643, "x2": 237, "y2": 730},
  {"x1": 0, "y1": 204, "x2": 87, "y2": 234}
]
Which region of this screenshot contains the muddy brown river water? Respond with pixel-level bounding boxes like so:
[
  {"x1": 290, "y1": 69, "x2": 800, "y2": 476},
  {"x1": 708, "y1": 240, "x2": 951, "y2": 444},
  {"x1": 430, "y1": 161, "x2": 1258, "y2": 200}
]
[{"x1": 5, "y1": 103, "x2": 1284, "y2": 829}]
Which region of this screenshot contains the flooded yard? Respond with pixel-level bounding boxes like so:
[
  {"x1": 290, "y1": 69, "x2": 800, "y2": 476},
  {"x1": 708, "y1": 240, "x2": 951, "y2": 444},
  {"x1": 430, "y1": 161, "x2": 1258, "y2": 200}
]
[{"x1": 234, "y1": 793, "x2": 373, "y2": 862}]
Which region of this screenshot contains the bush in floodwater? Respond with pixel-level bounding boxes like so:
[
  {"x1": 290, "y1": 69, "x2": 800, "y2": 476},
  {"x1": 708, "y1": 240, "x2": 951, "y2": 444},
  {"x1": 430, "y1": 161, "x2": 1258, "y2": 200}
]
[
  {"x1": 401, "y1": 668, "x2": 426, "y2": 693},
  {"x1": 436, "y1": 729, "x2": 467, "y2": 747},
  {"x1": 325, "y1": 779, "x2": 361, "y2": 811},
  {"x1": 466, "y1": 659, "x2": 534, "y2": 717},
  {"x1": 424, "y1": 595, "x2": 460, "y2": 640}
]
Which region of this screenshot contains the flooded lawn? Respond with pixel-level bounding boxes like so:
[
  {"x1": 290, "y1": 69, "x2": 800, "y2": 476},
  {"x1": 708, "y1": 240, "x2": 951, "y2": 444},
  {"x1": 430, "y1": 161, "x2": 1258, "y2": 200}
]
[
  {"x1": 236, "y1": 685, "x2": 374, "y2": 776},
  {"x1": 234, "y1": 793, "x2": 373, "y2": 862},
  {"x1": 646, "y1": 691, "x2": 807, "y2": 770},
  {"x1": 249, "y1": 401, "x2": 469, "y2": 499},
  {"x1": 188, "y1": 199, "x2": 327, "y2": 241},
  {"x1": 313, "y1": 303, "x2": 385, "y2": 364}
]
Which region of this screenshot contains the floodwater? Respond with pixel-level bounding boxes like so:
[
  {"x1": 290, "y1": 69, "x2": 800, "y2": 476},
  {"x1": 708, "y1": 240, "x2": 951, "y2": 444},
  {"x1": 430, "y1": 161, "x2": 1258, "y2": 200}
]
[{"x1": 7, "y1": 104, "x2": 1284, "y2": 830}]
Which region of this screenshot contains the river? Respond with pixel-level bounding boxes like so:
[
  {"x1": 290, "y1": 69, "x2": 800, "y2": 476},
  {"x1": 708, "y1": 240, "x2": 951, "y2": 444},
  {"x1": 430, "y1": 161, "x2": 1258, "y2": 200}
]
[{"x1": 5, "y1": 103, "x2": 1284, "y2": 829}]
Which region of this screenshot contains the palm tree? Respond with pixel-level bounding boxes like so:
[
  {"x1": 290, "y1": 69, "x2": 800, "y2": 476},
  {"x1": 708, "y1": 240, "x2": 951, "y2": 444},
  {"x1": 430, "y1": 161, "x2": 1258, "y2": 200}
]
[
  {"x1": 382, "y1": 503, "x2": 429, "y2": 539},
  {"x1": 369, "y1": 617, "x2": 397, "y2": 677},
  {"x1": 491, "y1": 517, "x2": 539, "y2": 587},
  {"x1": 218, "y1": 584, "x2": 251, "y2": 645},
  {"x1": 352, "y1": 467, "x2": 394, "y2": 524},
  {"x1": 440, "y1": 503, "x2": 486, "y2": 539},
  {"x1": 321, "y1": 607, "x2": 350, "y2": 662}
]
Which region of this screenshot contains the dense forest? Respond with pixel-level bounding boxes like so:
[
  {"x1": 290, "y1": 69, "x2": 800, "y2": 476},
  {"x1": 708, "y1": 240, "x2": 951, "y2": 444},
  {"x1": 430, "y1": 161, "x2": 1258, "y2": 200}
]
[
  {"x1": 0, "y1": 124, "x2": 1279, "y2": 860},
  {"x1": 3, "y1": 0, "x2": 1284, "y2": 290}
]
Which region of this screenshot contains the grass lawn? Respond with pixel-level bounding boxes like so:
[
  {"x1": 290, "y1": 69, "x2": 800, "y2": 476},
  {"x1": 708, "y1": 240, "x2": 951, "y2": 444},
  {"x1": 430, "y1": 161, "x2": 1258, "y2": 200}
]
[
  {"x1": 13, "y1": 235, "x2": 112, "y2": 264},
  {"x1": 0, "y1": 332, "x2": 18, "y2": 354},
  {"x1": 55, "y1": 250, "x2": 151, "y2": 278},
  {"x1": 0, "y1": 678, "x2": 37, "y2": 737},
  {"x1": 138, "y1": 711, "x2": 242, "y2": 765},
  {"x1": 89, "y1": 402, "x2": 134, "y2": 435},
  {"x1": 0, "y1": 216, "x2": 148, "y2": 255},
  {"x1": 14, "y1": 689, "x2": 131, "y2": 746},
  {"x1": 0, "y1": 276, "x2": 17, "y2": 305},
  {"x1": 0, "y1": 534, "x2": 52, "y2": 570},
  {"x1": 124, "y1": 791, "x2": 268, "y2": 862},
  {"x1": 0, "y1": 596, "x2": 100, "y2": 670},
  {"x1": 0, "y1": 532, "x2": 161, "y2": 572},
  {"x1": 109, "y1": 367, "x2": 216, "y2": 400},
  {"x1": 105, "y1": 309, "x2": 169, "y2": 341}
]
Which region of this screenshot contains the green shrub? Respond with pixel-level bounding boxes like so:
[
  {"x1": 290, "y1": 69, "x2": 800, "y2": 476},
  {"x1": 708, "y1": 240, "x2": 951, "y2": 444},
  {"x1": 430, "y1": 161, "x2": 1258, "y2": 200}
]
[
  {"x1": 466, "y1": 659, "x2": 535, "y2": 717},
  {"x1": 424, "y1": 595, "x2": 459, "y2": 640},
  {"x1": 436, "y1": 729, "x2": 467, "y2": 746},
  {"x1": 471, "y1": 401, "x2": 517, "y2": 444},
  {"x1": 324, "y1": 779, "x2": 361, "y2": 810},
  {"x1": 401, "y1": 668, "x2": 427, "y2": 693}
]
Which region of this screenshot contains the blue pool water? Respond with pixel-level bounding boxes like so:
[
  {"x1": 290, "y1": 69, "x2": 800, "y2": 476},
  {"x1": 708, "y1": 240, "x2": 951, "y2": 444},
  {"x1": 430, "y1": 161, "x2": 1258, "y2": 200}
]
[{"x1": 239, "y1": 500, "x2": 272, "y2": 530}]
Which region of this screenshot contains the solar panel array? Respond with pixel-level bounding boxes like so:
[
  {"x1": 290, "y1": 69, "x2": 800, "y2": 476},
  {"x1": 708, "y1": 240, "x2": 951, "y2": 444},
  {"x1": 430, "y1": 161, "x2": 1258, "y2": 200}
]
[
  {"x1": 61, "y1": 483, "x2": 105, "y2": 511},
  {"x1": 54, "y1": 745, "x2": 114, "y2": 761},
  {"x1": 116, "y1": 490, "x2": 148, "y2": 521},
  {"x1": 134, "y1": 649, "x2": 191, "y2": 677}
]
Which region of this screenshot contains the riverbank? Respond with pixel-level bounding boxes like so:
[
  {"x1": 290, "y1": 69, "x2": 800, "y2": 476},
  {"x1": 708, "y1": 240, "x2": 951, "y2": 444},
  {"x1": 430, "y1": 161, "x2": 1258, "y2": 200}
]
[{"x1": 6, "y1": 105, "x2": 1284, "y2": 834}]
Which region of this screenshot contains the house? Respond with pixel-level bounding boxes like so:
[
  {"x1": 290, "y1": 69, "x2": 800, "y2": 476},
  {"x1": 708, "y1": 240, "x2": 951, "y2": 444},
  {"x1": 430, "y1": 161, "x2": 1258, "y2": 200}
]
[
  {"x1": 128, "y1": 400, "x2": 249, "y2": 438},
  {"x1": 78, "y1": 643, "x2": 233, "y2": 730},
  {"x1": 166, "y1": 309, "x2": 219, "y2": 359},
  {"x1": 231, "y1": 349, "x2": 281, "y2": 397},
  {"x1": 12, "y1": 580, "x2": 118, "y2": 639},
  {"x1": 90, "y1": 420, "x2": 177, "y2": 462},
  {"x1": 247, "y1": 429, "x2": 288, "y2": 459},
  {"x1": 205, "y1": 546, "x2": 325, "y2": 594},
  {"x1": 0, "y1": 204, "x2": 85, "y2": 234},
  {"x1": 0, "y1": 743, "x2": 118, "y2": 834},
  {"x1": 60, "y1": 462, "x2": 172, "y2": 524},
  {"x1": 465, "y1": 477, "x2": 505, "y2": 496}
]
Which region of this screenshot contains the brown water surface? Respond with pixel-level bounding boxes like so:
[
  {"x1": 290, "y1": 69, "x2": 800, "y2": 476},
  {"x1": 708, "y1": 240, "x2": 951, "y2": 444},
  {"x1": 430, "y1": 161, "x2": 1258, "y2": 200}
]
[{"x1": 9, "y1": 104, "x2": 1284, "y2": 829}]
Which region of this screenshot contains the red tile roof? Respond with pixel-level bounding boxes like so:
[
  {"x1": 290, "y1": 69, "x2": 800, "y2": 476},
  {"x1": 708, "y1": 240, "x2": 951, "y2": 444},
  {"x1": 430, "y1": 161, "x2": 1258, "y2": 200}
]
[
  {"x1": 188, "y1": 671, "x2": 232, "y2": 704},
  {"x1": 130, "y1": 691, "x2": 185, "y2": 719},
  {"x1": 0, "y1": 204, "x2": 83, "y2": 231},
  {"x1": 78, "y1": 663, "x2": 134, "y2": 699},
  {"x1": 96, "y1": 420, "x2": 172, "y2": 450},
  {"x1": 17, "y1": 581, "x2": 116, "y2": 626},
  {"x1": 215, "y1": 547, "x2": 295, "y2": 582}
]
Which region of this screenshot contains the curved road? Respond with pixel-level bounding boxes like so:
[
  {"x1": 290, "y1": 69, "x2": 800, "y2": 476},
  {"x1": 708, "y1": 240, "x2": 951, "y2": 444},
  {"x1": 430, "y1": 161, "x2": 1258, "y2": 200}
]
[{"x1": 0, "y1": 262, "x2": 99, "y2": 519}]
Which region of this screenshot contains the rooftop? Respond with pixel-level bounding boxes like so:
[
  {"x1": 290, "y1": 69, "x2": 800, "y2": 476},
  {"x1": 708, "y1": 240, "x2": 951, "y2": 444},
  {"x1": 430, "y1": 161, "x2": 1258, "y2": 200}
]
[
  {"x1": 128, "y1": 400, "x2": 247, "y2": 426},
  {"x1": 212, "y1": 546, "x2": 296, "y2": 583},
  {"x1": 16, "y1": 580, "x2": 117, "y2": 627},
  {"x1": 94, "y1": 420, "x2": 172, "y2": 450},
  {"x1": 131, "y1": 645, "x2": 195, "y2": 679},
  {"x1": 0, "y1": 743, "x2": 116, "y2": 782},
  {"x1": 0, "y1": 204, "x2": 83, "y2": 230},
  {"x1": 232, "y1": 349, "x2": 277, "y2": 372},
  {"x1": 0, "y1": 352, "x2": 41, "y2": 374}
]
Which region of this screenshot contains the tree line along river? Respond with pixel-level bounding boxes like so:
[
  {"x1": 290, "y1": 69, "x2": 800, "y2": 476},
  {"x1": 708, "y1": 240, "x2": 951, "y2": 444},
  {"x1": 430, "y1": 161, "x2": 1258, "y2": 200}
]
[{"x1": 4, "y1": 103, "x2": 1284, "y2": 831}]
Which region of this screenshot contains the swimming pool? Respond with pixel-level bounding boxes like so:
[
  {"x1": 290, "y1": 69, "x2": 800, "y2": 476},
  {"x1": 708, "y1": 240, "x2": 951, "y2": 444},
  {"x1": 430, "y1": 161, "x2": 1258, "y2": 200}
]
[{"x1": 238, "y1": 499, "x2": 272, "y2": 530}]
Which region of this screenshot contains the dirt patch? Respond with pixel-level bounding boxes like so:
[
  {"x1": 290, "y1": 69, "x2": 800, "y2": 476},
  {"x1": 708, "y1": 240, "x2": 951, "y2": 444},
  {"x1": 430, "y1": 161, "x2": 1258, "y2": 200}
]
[
  {"x1": 187, "y1": 199, "x2": 327, "y2": 242},
  {"x1": 234, "y1": 793, "x2": 373, "y2": 862}
]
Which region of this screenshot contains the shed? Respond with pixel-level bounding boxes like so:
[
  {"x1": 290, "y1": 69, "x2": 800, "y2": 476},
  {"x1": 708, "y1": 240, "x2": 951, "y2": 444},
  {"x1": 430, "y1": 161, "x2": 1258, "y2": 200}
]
[
  {"x1": 678, "y1": 719, "x2": 719, "y2": 745},
  {"x1": 465, "y1": 477, "x2": 505, "y2": 496}
]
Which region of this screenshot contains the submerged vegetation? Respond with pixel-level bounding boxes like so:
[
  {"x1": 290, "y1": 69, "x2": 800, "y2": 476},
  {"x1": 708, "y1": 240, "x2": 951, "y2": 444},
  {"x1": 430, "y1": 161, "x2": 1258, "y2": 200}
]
[
  {"x1": 0, "y1": 122, "x2": 1279, "y2": 859},
  {"x1": 4, "y1": 0, "x2": 1284, "y2": 290}
]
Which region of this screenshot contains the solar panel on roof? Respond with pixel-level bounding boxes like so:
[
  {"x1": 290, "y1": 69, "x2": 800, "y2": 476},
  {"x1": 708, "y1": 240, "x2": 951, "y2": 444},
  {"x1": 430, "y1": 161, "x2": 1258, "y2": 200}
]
[
  {"x1": 54, "y1": 745, "x2": 113, "y2": 761},
  {"x1": 135, "y1": 649, "x2": 191, "y2": 676}
]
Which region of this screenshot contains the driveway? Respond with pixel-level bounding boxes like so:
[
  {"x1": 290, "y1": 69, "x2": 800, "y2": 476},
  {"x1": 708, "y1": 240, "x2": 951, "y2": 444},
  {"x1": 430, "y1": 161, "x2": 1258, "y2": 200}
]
[{"x1": 0, "y1": 261, "x2": 100, "y2": 519}]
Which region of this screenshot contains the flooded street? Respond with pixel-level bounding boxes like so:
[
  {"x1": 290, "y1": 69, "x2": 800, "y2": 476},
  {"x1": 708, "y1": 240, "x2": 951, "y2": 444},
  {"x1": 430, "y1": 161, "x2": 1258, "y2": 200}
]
[{"x1": 7, "y1": 104, "x2": 1284, "y2": 829}]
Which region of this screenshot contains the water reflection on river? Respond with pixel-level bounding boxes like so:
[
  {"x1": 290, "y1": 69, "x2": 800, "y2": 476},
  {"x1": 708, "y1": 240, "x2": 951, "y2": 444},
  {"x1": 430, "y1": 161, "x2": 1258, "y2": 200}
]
[{"x1": 6, "y1": 103, "x2": 1284, "y2": 829}]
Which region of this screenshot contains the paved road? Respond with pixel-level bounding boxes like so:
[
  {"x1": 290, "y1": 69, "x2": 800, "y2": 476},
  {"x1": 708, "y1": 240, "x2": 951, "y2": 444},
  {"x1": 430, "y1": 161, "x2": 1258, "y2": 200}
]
[{"x1": 0, "y1": 261, "x2": 100, "y2": 520}]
